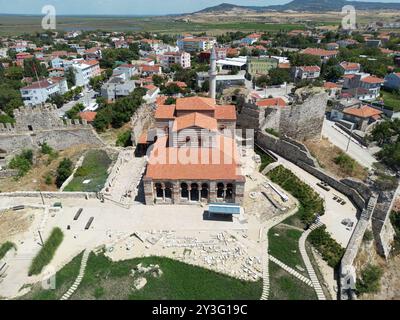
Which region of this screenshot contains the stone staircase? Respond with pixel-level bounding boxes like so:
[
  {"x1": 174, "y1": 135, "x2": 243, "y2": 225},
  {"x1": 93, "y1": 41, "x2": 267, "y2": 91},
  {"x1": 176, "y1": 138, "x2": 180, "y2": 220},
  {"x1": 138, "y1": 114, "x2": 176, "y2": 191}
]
[
  {"x1": 260, "y1": 236, "x2": 270, "y2": 300},
  {"x1": 299, "y1": 222, "x2": 327, "y2": 300},
  {"x1": 269, "y1": 255, "x2": 313, "y2": 287},
  {"x1": 60, "y1": 249, "x2": 90, "y2": 300}
]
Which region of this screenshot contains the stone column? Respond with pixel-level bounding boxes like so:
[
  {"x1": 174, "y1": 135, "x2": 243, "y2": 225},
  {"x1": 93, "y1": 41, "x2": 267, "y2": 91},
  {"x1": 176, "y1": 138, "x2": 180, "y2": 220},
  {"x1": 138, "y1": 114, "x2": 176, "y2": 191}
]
[
  {"x1": 172, "y1": 182, "x2": 180, "y2": 204},
  {"x1": 209, "y1": 181, "x2": 217, "y2": 202},
  {"x1": 143, "y1": 177, "x2": 154, "y2": 205}
]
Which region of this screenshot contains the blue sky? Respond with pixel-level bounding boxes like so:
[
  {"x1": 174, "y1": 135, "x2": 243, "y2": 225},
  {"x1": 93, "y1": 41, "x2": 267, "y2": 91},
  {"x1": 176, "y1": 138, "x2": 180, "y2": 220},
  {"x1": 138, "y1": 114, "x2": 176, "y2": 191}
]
[{"x1": 0, "y1": 0, "x2": 398, "y2": 15}]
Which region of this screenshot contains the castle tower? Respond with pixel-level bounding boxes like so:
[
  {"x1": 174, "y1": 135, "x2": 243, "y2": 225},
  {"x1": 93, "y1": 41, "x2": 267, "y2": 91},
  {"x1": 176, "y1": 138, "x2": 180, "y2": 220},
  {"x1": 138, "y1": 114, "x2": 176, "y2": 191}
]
[{"x1": 209, "y1": 46, "x2": 217, "y2": 99}]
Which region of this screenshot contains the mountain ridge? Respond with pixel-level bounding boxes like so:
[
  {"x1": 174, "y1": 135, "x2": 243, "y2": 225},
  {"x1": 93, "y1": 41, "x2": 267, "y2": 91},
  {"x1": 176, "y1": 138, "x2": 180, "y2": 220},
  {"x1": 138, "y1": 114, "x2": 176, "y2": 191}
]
[{"x1": 194, "y1": 0, "x2": 400, "y2": 14}]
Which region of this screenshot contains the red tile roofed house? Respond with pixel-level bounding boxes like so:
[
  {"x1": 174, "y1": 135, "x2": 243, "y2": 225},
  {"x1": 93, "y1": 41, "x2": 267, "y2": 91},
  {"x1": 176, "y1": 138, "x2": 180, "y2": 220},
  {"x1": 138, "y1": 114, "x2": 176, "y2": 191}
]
[
  {"x1": 342, "y1": 105, "x2": 383, "y2": 131},
  {"x1": 293, "y1": 65, "x2": 321, "y2": 81},
  {"x1": 79, "y1": 111, "x2": 97, "y2": 123},
  {"x1": 324, "y1": 82, "x2": 341, "y2": 97},
  {"x1": 139, "y1": 64, "x2": 162, "y2": 76},
  {"x1": 143, "y1": 84, "x2": 160, "y2": 103},
  {"x1": 20, "y1": 77, "x2": 68, "y2": 107},
  {"x1": 301, "y1": 48, "x2": 338, "y2": 62},
  {"x1": 339, "y1": 61, "x2": 361, "y2": 75}
]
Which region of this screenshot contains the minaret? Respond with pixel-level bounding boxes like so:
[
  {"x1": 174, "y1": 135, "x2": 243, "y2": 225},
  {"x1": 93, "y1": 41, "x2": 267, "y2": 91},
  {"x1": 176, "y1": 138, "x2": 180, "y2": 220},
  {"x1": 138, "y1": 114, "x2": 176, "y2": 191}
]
[{"x1": 209, "y1": 46, "x2": 217, "y2": 99}]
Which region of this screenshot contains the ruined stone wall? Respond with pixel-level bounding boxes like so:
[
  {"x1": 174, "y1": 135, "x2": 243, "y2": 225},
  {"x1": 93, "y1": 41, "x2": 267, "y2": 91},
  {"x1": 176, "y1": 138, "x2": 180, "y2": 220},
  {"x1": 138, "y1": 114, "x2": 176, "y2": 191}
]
[
  {"x1": 0, "y1": 105, "x2": 105, "y2": 157},
  {"x1": 131, "y1": 103, "x2": 156, "y2": 146},
  {"x1": 237, "y1": 102, "x2": 263, "y2": 130},
  {"x1": 279, "y1": 90, "x2": 328, "y2": 141},
  {"x1": 255, "y1": 131, "x2": 367, "y2": 211},
  {"x1": 372, "y1": 188, "x2": 398, "y2": 258}
]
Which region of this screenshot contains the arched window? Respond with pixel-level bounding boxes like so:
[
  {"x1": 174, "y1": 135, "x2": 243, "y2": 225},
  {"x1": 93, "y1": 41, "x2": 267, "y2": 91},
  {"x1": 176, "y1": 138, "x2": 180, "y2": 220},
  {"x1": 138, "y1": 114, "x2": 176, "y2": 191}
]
[
  {"x1": 201, "y1": 183, "x2": 209, "y2": 199},
  {"x1": 165, "y1": 183, "x2": 173, "y2": 199},
  {"x1": 155, "y1": 183, "x2": 163, "y2": 199},
  {"x1": 226, "y1": 183, "x2": 234, "y2": 200},
  {"x1": 190, "y1": 183, "x2": 199, "y2": 202},
  {"x1": 181, "y1": 183, "x2": 189, "y2": 199},
  {"x1": 217, "y1": 183, "x2": 225, "y2": 199}
]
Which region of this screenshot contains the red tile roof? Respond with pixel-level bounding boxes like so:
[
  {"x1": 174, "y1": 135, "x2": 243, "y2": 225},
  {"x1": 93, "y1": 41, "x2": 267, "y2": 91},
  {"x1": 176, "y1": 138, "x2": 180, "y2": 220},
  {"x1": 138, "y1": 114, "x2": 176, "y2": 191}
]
[
  {"x1": 340, "y1": 61, "x2": 360, "y2": 71},
  {"x1": 175, "y1": 97, "x2": 216, "y2": 111},
  {"x1": 256, "y1": 98, "x2": 286, "y2": 108},
  {"x1": 300, "y1": 65, "x2": 321, "y2": 72},
  {"x1": 343, "y1": 105, "x2": 383, "y2": 119},
  {"x1": 361, "y1": 76, "x2": 384, "y2": 84},
  {"x1": 145, "y1": 135, "x2": 243, "y2": 181},
  {"x1": 215, "y1": 105, "x2": 237, "y2": 121},
  {"x1": 302, "y1": 48, "x2": 338, "y2": 57},
  {"x1": 79, "y1": 111, "x2": 97, "y2": 122},
  {"x1": 155, "y1": 106, "x2": 176, "y2": 120},
  {"x1": 172, "y1": 112, "x2": 217, "y2": 132}
]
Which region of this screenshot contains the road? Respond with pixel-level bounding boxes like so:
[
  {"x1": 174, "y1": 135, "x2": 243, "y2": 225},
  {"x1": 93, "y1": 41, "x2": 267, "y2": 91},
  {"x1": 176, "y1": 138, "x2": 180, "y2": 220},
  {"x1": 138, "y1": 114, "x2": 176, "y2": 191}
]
[
  {"x1": 322, "y1": 119, "x2": 377, "y2": 169},
  {"x1": 57, "y1": 89, "x2": 97, "y2": 117}
]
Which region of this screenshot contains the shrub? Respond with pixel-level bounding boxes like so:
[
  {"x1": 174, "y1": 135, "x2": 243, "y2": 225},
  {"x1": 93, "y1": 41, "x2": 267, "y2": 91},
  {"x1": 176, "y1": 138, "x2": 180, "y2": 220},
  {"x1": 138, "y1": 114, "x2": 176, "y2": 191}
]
[
  {"x1": 44, "y1": 173, "x2": 53, "y2": 185},
  {"x1": 356, "y1": 264, "x2": 383, "y2": 295},
  {"x1": 9, "y1": 149, "x2": 34, "y2": 177},
  {"x1": 116, "y1": 130, "x2": 133, "y2": 147},
  {"x1": 334, "y1": 152, "x2": 356, "y2": 175},
  {"x1": 28, "y1": 228, "x2": 64, "y2": 276},
  {"x1": 40, "y1": 142, "x2": 53, "y2": 155},
  {"x1": 265, "y1": 128, "x2": 280, "y2": 137},
  {"x1": 363, "y1": 230, "x2": 374, "y2": 242},
  {"x1": 56, "y1": 158, "x2": 73, "y2": 188},
  {"x1": 0, "y1": 241, "x2": 16, "y2": 260},
  {"x1": 309, "y1": 226, "x2": 345, "y2": 268},
  {"x1": 267, "y1": 165, "x2": 325, "y2": 226}
]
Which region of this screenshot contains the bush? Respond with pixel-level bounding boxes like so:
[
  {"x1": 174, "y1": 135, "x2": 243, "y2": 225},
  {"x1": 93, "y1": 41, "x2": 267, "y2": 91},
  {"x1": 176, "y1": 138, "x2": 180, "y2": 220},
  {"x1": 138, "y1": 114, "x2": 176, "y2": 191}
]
[
  {"x1": 9, "y1": 149, "x2": 34, "y2": 177},
  {"x1": 28, "y1": 228, "x2": 64, "y2": 276},
  {"x1": 56, "y1": 158, "x2": 73, "y2": 188},
  {"x1": 44, "y1": 173, "x2": 53, "y2": 185},
  {"x1": 363, "y1": 230, "x2": 374, "y2": 242},
  {"x1": 356, "y1": 264, "x2": 383, "y2": 295},
  {"x1": 116, "y1": 130, "x2": 133, "y2": 147},
  {"x1": 265, "y1": 128, "x2": 280, "y2": 137},
  {"x1": 0, "y1": 241, "x2": 16, "y2": 260},
  {"x1": 267, "y1": 165, "x2": 325, "y2": 226},
  {"x1": 309, "y1": 226, "x2": 345, "y2": 268},
  {"x1": 334, "y1": 153, "x2": 356, "y2": 175},
  {"x1": 390, "y1": 211, "x2": 400, "y2": 254}
]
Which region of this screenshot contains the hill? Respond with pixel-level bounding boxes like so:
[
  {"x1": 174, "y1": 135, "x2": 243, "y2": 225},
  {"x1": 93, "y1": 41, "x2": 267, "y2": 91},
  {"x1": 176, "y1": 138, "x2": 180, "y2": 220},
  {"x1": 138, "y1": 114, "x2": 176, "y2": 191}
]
[{"x1": 194, "y1": 0, "x2": 400, "y2": 14}]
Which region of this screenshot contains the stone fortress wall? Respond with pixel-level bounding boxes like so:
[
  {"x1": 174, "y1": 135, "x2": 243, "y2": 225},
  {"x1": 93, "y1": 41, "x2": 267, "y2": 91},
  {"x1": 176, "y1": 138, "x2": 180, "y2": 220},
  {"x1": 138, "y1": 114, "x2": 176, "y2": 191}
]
[
  {"x1": 131, "y1": 103, "x2": 156, "y2": 146},
  {"x1": 0, "y1": 105, "x2": 104, "y2": 158}
]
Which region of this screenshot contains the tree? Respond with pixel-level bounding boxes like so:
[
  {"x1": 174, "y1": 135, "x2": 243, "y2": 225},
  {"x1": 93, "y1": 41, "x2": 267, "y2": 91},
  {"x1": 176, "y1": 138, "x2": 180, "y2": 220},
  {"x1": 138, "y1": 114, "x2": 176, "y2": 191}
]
[
  {"x1": 290, "y1": 53, "x2": 321, "y2": 67},
  {"x1": 357, "y1": 264, "x2": 383, "y2": 295},
  {"x1": 267, "y1": 68, "x2": 290, "y2": 86},
  {"x1": 65, "y1": 68, "x2": 76, "y2": 87},
  {"x1": 152, "y1": 74, "x2": 165, "y2": 87},
  {"x1": 65, "y1": 103, "x2": 84, "y2": 120},
  {"x1": 23, "y1": 58, "x2": 48, "y2": 78},
  {"x1": 56, "y1": 158, "x2": 73, "y2": 188}
]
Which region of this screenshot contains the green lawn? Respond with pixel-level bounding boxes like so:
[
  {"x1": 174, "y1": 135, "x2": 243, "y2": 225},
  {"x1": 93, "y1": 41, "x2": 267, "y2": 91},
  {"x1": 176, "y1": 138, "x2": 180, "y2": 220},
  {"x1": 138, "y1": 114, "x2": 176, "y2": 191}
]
[
  {"x1": 21, "y1": 253, "x2": 262, "y2": 300},
  {"x1": 0, "y1": 242, "x2": 16, "y2": 260},
  {"x1": 269, "y1": 263, "x2": 317, "y2": 300},
  {"x1": 64, "y1": 150, "x2": 111, "y2": 192},
  {"x1": 268, "y1": 225, "x2": 307, "y2": 275},
  {"x1": 20, "y1": 252, "x2": 83, "y2": 300},
  {"x1": 381, "y1": 90, "x2": 400, "y2": 111}
]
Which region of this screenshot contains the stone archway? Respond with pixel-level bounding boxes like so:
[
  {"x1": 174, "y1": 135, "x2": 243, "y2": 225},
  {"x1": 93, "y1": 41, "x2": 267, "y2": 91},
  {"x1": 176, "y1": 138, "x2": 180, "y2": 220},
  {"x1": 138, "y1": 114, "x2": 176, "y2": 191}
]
[
  {"x1": 190, "y1": 183, "x2": 199, "y2": 202},
  {"x1": 181, "y1": 183, "x2": 189, "y2": 199},
  {"x1": 217, "y1": 183, "x2": 225, "y2": 199},
  {"x1": 201, "y1": 183, "x2": 209, "y2": 200}
]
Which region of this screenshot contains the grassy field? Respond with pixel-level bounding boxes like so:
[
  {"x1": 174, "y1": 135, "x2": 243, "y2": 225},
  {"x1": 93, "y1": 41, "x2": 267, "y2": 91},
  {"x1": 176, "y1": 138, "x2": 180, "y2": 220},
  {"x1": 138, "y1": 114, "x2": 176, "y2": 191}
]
[
  {"x1": 268, "y1": 225, "x2": 307, "y2": 276},
  {"x1": 269, "y1": 263, "x2": 317, "y2": 300},
  {"x1": 381, "y1": 90, "x2": 400, "y2": 112},
  {"x1": 0, "y1": 242, "x2": 16, "y2": 260},
  {"x1": 64, "y1": 150, "x2": 111, "y2": 192},
  {"x1": 21, "y1": 252, "x2": 262, "y2": 300},
  {"x1": 0, "y1": 15, "x2": 305, "y2": 35},
  {"x1": 28, "y1": 228, "x2": 64, "y2": 276},
  {"x1": 21, "y1": 252, "x2": 83, "y2": 300}
]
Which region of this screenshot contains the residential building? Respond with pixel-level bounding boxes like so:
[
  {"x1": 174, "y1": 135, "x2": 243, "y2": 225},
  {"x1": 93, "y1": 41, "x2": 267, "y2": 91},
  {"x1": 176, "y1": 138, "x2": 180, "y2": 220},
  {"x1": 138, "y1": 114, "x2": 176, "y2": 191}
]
[
  {"x1": 342, "y1": 73, "x2": 384, "y2": 101},
  {"x1": 384, "y1": 72, "x2": 400, "y2": 90},
  {"x1": 101, "y1": 76, "x2": 136, "y2": 103},
  {"x1": 341, "y1": 105, "x2": 383, "y2": 131},
  {"x1": 241, "y1": 33, "x2": 262, "y2": 45},
  {"x1": 160, "y1": 51, "x2": 191, "y2": 69},
  {"x1": 292, "y1": 66, "x2": 321, "y2": 81},
  {"x1": 177, "y1": 36, "x2": 217, "y2": 52},
  {"x1": 301, "y1": 48, "x2": 338, "y2": 62},
  {"x1": 139, "y1": 64, "x2": 162, "y2": 76},
  {"x1": 112, "y1": 64, "x2": 138, "y2": 79},
  {"x1": 20, "y1": 77, "x2": 68, "y2": 107},
  {"x1": 339, "y1": 62, "x2": 361, "y2": 75},
  {"x1": 72, "y1": 60, "x2": 101, "y2": 87}
]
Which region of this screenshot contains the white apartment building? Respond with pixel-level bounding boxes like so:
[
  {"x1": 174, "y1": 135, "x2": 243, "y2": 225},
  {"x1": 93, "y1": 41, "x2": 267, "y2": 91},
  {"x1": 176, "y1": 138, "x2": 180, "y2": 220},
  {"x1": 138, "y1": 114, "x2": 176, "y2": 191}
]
[
  {"x1": 160, "y1": 51, "x2": 191, "y2": 69},
  {"x1": 72, "y1": 60, "x2": 101, "y2": 87},
  {"x1": 177, "y1": 36, "x2": 217, "y2": 52},
  {"x1": 20, "y1": 78, "x2": 69, "y2": 107}
]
